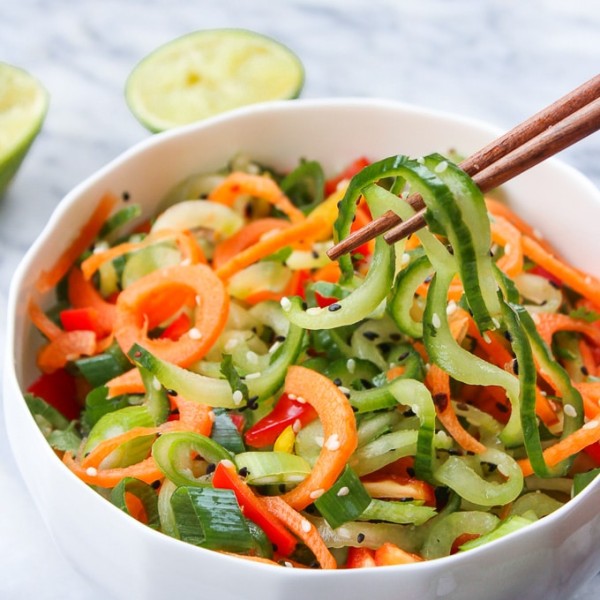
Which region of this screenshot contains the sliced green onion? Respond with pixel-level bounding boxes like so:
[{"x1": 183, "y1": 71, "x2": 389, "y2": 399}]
[
  {"x1": 139, "y1": 366, "x2": 170, "y2": 425},
  {"x1": 83, "y1": 405, "x2": 156, "y2": 466},
  {"x1": 170, "y1": 486, "x2": 254, "y2": 552},
  {"x1": 359, "y1": 499, "x2": 437, "y2": 526},
  {"x1": 152, "y1": 431, "x2": 231, "y2": 486},
  {"x1": 234, "y1": 451, "x2": 311, "y2": 485},
  {"x1": 99, "y1": 204, "x2": 142, "y2": 239},
  {"x1": 76, "y1": 341, "x2": 131, "y2": 387},
  {"x1": 314, "y1": 466, "x2": 371, "y2": 529},
  {"x1": 110, "y1": 477, "x2": 160, "y2": 529},
  {"x1": 211, "y1": 409, "x2": 246, "y2": 454}
]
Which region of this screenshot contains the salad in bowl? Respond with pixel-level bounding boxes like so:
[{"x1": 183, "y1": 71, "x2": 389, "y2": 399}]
[{"x1": 5, "y1": 99, "x2": 600, "y2": 600}]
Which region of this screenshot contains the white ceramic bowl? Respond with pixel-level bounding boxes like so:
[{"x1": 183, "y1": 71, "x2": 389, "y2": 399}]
[{"x1": 5, "y1": 99, "x2": 600, "y2": 600}]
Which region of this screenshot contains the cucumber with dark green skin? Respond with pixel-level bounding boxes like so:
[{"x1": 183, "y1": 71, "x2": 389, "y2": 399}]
[
  {"x1": 128, "y1": 322, "x2": 305, "y2": 409},
  {"x1": 390, "y1": 254, "x2": 434, "y2": 339}
]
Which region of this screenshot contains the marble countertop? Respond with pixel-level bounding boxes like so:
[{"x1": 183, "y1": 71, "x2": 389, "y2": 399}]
[{"x1": 1, "y1": 1, "x2": 599, "y2": 598}]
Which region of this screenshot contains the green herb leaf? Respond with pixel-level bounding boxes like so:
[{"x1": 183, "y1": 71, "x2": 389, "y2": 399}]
[
  {"x1": 569, "y1": 306, "x2": 600, "y2": 323},
  {"x1": 220, "y1": 354, "x2": 249, "y2": 404}
]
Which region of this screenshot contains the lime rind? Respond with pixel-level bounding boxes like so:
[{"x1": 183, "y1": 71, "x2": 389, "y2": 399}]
[
  {"x1": 125, "y1": 29, "x2": 304, "y2": 132},
  {"x1": 0, "y1": 62, "x2": 48, "y2": 196}
]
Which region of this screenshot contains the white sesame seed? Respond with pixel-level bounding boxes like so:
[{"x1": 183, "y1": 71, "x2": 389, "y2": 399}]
[
  {"x1": 346, "y1": 359, "x2": 356, "y2": 374},
  {"x1": 401, "y1": 253, "x2": 410, "y2": 266},
  {"x1": 431, "y1": 313, "x2": 441, "y2": 329},
  {"x1": 85, "y1": 467, "x2": 98, "y2": 477},
  {"x1": 307, "y1": 307, "x2": 321, "y2": 315},
  {"x1": 434, "y1": 160, "x2": 448, "y2": 174},
  {"x1": 309, "y1": 489, "x2": 325, "y2": 500},
  {"x1": 92, "y1": 242, "x2": 109, "y2": 254},
  {"x1": 195, "y1": 295, "x2": 202, "y2": 305},
  {"x1": 295, "y1": 396, "x2": 306, "y2": 404},
  {"x1": 337, "y1": 486, "x2": 350, "y2": 497},
  {"x1": 224, "y1": 338, "x2": 239, "y2": 352},
  {"x1": 246, "y1": 350, "x2": 259, "y2": 364},
  {"x1": 269, "y1": 341, "x2": 282, "y2": 354},
  {"x1": 564, "y1": 404, "x2": 578, "y2": 418},
  {"x1": 220, "y1": 459, "x2": 234, "y2": 469},
  {"x1": 232, "y1": 390, "x2": 244, "y2": 405},
  {"x1": 300, "y1": 519, "x2": 312, "y2": 533},
  {"x1": 188, "y1": 327, "x2": 203, "y2": 340},
  {"x1": 324, "y1": 434, "x2": 341, "y2": 451},
  {"x1": 283, "y1": 561, "x2": 294, "y2": 568},
  {"x1": 152, "y1": 376, "x2": 161, "y2": 391},
  {"x1": 280, "y1": 297, "x2": 292, "y2": 311},
  {"x1": 245, "y1": 372, "x2": 261, "y2": 380},
  {"x1": 446, "y1": 301, "x2": 458, "y2": 316},
  {"x1": 287, "y1": 393, "x2": 297, "y2": 400},
  {"x1": 583, "y1": 420, "x2": 600, "y2": 430},
  {"x1": 338, "y1": 386, "x2": 351, "y2": 397},
  {"x1": 180, "y1": 258, "x2": 192, "y2": 266},
  {"x1": 492, "y1": 318, "x2": 501, "y2": 329},
  {"x1": 482, "y1": 333, "x2": 492, "y2": 344},
  {"x1": 292, "y1": 419, "x2": 302, "y2": 433},
  {"x1": 504, "y1": 244, "x2": 512, "y2": 255},
  {"x1": 208, "y1": 410, "x2": 215, "y2": 422}
]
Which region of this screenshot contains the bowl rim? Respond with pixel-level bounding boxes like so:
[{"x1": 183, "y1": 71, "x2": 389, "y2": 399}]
[{"x1": 5, "y1": 96, "x2": 600, "y2": 577}]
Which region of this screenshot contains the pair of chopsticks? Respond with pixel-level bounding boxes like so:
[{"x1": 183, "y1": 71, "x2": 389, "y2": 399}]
[{"x1": 327, "y1": 74, "x2": 600, "y2": 260}]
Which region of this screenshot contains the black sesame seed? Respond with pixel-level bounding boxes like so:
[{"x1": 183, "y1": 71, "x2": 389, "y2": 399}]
[
  {"x1": 359, "y1": 378, "x2": 374, "y2": 389},
  {"x1": 456, "y1": 402, "x2": 469, "y2": 411},
  {"x1": 390, "y1": 333, "x2": 402, "y2": 342},
  {"x1": 272, "y1": 544, "x2": 278, "y2": 553},
  {"x1": 433, "y1": 392, "x2": 449, "y2": 411},
  {"x1": 403, "y1": 408, "x2": 415, "y2": 417},
  {"x1": 581, "y1": 366, "x2": 590, "y2": 376},
  {"x1": 333, "y1": 377, "x2": 343, "y2": 386},
  {"x1": 278, "y1": 484, "x2": 287, "y2": 493},
  {"x1": 151, "y1": 480, "x2": 161, "y2": 489},
  {"x1": 328, "y1": 303, "x2": 342, "y2": 312},
  {"x1": 206, "y1": 463, "x2": 216, "y2": 474},
  {"x1": 362, "y1": 331, "x2": 379, "y2": 341},
  {"x1": 274, "y1": 335, "x2": 286, "y2": 342},
  {"x1": 495, "y1": 402, "x2": 509, "y2": 414},
  {"x1": 302, "y1": 301, "x2": 308, "y2": 310},
  {"x1": 406, "y1": 467, "x2": 416, "y2": 478},
  {"x1": 311, "y1": 249, "x2": 320, "y2": 259},
  {"x1": 238, "y1": 467, "x2": 249, "y2": 477},
  {"x1": 357, "y1": 533, "x2": 365, "y2": 544},
  {"x1": 504, "y1": 331, "x2": 513, "y2": 342},
  {"x1": 512, "y1": 358, "x2": 519, "y2": 375},
  {"x1": 397, "y1": 351, "x2": 410, "y2": 361},
  {"x1": 424, "y1": 275, "x2": 433, "y2": 283},
  {"x1": 166, "y1": 388, "x2": 178, "y2": 396},
  {"x1": 122, "y1": 191, "x2": 130, "y2": 201}
]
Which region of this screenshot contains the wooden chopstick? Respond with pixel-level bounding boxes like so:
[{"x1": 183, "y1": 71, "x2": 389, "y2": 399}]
[{"x1": 327, "y1": 73, "x2": 600, "y2": 259}]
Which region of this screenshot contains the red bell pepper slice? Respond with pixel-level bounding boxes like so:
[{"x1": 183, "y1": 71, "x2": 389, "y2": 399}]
[
  {"x1": 346, "y1": 547, "x2": 376, "y2": 568},
  {"x1": 60, "y1": 307, "x2": 103, "y2": 337},
  {"x1": 324, "y1": 157, "x2": 370, "y2": 196},
  {"x1": 212, "y1": 461, "x2": 297, "y2": 556},
  {"x1": 160, "y1": 312, "x2": 191, "y2": 341},
  {"x1": 374, "y1": 542, "x2": 423, "y2": 565},
  {"x1": 244, "y1": 393, "x2": 318, "y2": 448},
  {"x1": 26, "y1": 368, "x2": 80, "y2": 421},
  {"x1": 583, "y1": 441, "x2": 600, "y2": 466}
]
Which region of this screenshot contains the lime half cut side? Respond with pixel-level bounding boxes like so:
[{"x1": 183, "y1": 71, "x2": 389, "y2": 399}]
[
  {"x1": 125, "y1": 28, "x2": 305, "y2": 132},
  {"x1": 0, "y1": 62, "x2": 48, "y2": 196}
]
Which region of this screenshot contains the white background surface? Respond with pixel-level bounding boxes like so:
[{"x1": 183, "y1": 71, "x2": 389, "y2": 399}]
[{"x1": 1, "y1": 1, "x2": 600, "y2": 598}]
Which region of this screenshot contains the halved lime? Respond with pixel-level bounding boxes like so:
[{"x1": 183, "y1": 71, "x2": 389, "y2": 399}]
[
  {"x1": 125, "y1": 29, "x2": 304, "y2": 132},
  {"x1": 0, "y1": 62, "x2": 48, "y2": 196}
]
